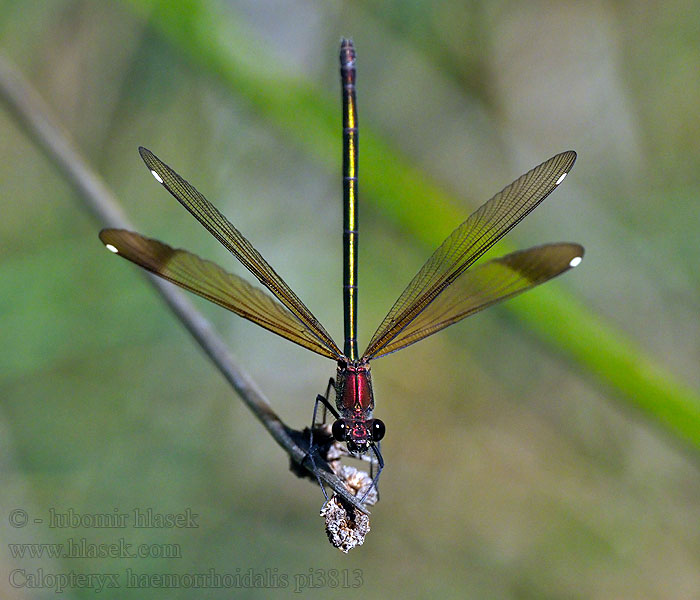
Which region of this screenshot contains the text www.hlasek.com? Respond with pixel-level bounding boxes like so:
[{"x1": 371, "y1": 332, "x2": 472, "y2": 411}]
[{"x1": 8, "y1": 538, "x2": 181, "y2": 559}]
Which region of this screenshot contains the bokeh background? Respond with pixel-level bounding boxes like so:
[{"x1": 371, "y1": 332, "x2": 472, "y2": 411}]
[{"x1": 2, "y1": 1, "x2": 699, "y2": 598}]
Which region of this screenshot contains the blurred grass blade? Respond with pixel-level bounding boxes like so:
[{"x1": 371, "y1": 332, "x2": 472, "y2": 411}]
[{"x1": 124, "y1": 0, "x2": 700, "y2": 451}]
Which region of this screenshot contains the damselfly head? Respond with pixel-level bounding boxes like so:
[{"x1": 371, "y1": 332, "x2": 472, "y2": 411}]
[{"x1": 332, "y1": 418, "x2": 385, "y2": 454}]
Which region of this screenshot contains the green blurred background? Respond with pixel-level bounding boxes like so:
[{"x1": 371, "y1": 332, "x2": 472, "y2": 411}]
[{"x1": 1, "y1": 0, "x2": 699, "y2": 598}]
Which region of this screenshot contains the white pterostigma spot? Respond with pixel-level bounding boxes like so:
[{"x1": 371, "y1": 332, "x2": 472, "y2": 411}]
[
  {"x1": 105, "y1": 244, "x2": 119, "y2": 254},
  {"x1": 151, "y1": 170, "x2": 164, "y2": 184},
  {"x1": 569, "y1": 256, "x2": 582, "y2": 268},
  {"x1": 555, "y1": 172, "x2": 567, "y2": 186}
]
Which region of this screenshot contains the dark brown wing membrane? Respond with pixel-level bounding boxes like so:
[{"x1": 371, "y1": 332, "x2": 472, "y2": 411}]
[
  {"x1": 367, "y1": 243, "x2": 583, "y2": 360},
  {"x1": 99, "y1": 229, "x2": 341, "y2": 360},
  {"x1": 138, "y1": 147, "x2": 342, "y2": 360},
  {"x1": 362, "y1": 151, "x2": 576, "y2": 360}
]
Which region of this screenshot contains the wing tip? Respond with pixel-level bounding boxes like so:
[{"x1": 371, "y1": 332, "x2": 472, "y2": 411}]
[
  {"x1": 138, "y1": 147, "x2": 166, "y2": 183},
  {"x1": 568, "y1": 243, "x2": 584, "y2": 268},
  {"x1": 561, "y1": 149, "x2": 577, "y2": 170},
  {"x1": 98, "y1": 228, "x2": 114, "y2": 244},
  {"x1": 138, "y1": 146, "x2": 160, "y2": 173},
  {"x1": 98, "y1": 228, "x2": 122, "y2": 254}
]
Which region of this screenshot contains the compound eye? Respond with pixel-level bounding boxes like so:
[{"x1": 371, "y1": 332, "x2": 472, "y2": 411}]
[
  {"x1": 371, "y1": 419, "x2": 386, "y2": 442},
  {"x1": 331, "y1": 420, "x2": 347, "y2": 442}
]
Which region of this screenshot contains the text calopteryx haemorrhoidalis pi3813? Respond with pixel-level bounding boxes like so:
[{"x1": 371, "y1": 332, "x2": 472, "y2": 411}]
[{"x1": 100, "y1": 39, "x2": 583, "y2": 502}]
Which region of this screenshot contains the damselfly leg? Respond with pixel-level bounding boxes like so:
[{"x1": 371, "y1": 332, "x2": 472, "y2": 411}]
[
  {"x1": 308, "y1": 377, "x2": 382, "y2": 504},
  {"x1": 308, "y1": 379, "x2": 338, "y2": 500}
]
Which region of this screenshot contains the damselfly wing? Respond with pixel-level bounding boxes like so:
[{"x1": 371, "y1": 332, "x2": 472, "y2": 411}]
[{"x1": 100, "y1": 39, "x2": 583, "y2": 501}]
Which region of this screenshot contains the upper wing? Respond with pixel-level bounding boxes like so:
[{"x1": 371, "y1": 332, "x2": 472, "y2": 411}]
[
  {"x1": 137, "y1": 147, "x2": 342, "y2": 360},
  {"x1": 366, "y1": 243, "x2": 583, "y2": 360},
  {"x1": 362, "y1": 151, "x2": 576, "y2": 360},
  {"x1": 99, "y1": 229, "x2": 341, "y2": 360}
]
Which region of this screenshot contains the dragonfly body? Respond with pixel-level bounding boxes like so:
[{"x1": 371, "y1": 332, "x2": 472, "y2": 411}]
[
  {"x1": 332, "y1": 360, "x2": 382, "y2": 455},
  {"x1": 331, "y1": 40, "x2": 384, "y2": 459},
  {"x1": 337, "y1": 362, "x2": 373, "y2": 414},
  {"x1": 341, "y1": 38, "x2": 359, "y2": 362},
  {"x1": 99, "y1": 38, "x2": 583, "y2": 502}
]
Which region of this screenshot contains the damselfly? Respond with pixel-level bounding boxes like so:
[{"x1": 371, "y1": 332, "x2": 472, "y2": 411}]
[{"x1": 100, "y1": 39, "x2": 583, "y2": 502}]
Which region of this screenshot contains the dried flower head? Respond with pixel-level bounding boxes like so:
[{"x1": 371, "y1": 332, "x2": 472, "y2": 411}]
[{"x1": 320, "y1": 464, "x2": 377, "y2": 552}]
